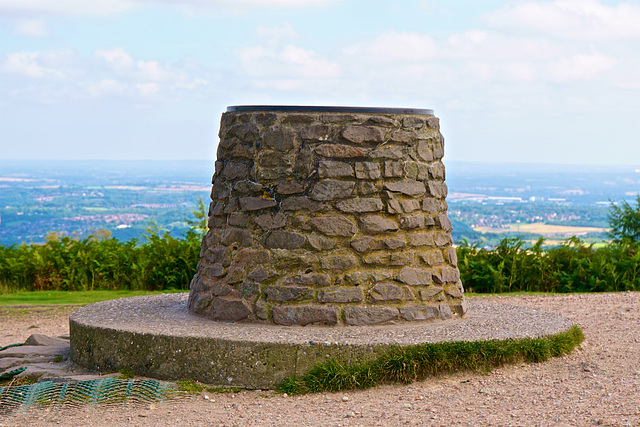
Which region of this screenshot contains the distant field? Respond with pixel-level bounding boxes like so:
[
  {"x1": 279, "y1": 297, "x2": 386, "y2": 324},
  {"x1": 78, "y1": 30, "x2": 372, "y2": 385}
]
[{"x1": 473, "y1": 223, "x2": 608, "y2": 237}]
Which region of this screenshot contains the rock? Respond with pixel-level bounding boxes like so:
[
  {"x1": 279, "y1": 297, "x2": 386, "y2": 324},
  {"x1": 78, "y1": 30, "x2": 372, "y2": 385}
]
[
  {"x1": 369, "y1": 282, "x2": 415, "y2": 301},
  {"x1": 387, "y1": 199, "x2": 421, "y2": 214},
  {"x1": 420, "y1": 286, "x2": 444, "y2": 301},
  {"x1": 238, "y1": 281, "x2": 260, "y2": 299},
  {"x1": 239, "y1": 197, "x2": 277, "y2": 211},
  {"x1": 355, "y1": 162, "x2": 381, "y2": 179},
  {"x1": 318, "y1": 161, "x2": 354, "y2": 178},
  {"x1": 402, "y1": 117, "x2": 425, "y2": 129},
  {"x1": 264, "y1": 231, "x2": 306, "y2": 250},
  {"x1": 384, "y1": 180, "x2": 426, "y2": 197},
  {"x1": 439, "y1": 303, "x2": 453, "y2": 320},
  {"x1": 297, "y1": 273, "x2": 331, "y2": 287},
  {"x1": 384, "y1": 160, "x2": 404, "y2": 178},
  {"x1": 221, "y1": 227, "x2": 253, "y2": 247},
  {"x1": 308, "y1": 216, "x2": 357, "y2": 237},
  {"x1": 281, "y1": 196, "x2": 324, "y2": 212},
  {"x1": 427, "y1": 181, "x2": 448, "y2": 199},
  {"x1": 307, "y1": 234, "x2": 336, "y2": 251},
  {"x1": 396, "y1": 267, "x2": 432, "y2": 286},
  {"x1": 220, "y1": 161, "x2": 252, "y2": 180},
  {"x1": 276, "y1": 181, "x2": 305, "y2": 194},
  {"x1": 310, "y1": 179, "x2": 355, "y2": 201},
  {"x1": 398, "y1": 306, "x2": 440, "y2": 321},
  {"x1": 264, "y1": 286, "x2": 313, "y2": 302},
  {"x1": 362, "y1": 251, "x2": 414, "y2": 266},
  {"x1": 317, "y1": 287, "x2": 364, "y2": 303},
  {"x1": 416, "y1": 141, "x2": 434, "y2": 162},
  {"x1": 298, "y1": 125, "x2": 330, "y2": 141},
  {"x1": 247, "y1": 267, "x2": 276, "y2": 283},
  {"x1": 263, "y1": 127, "x2": 298, "y2": 151},
  {"x1": 315, "y1": 144, "x2": 365, "y2": 158},
  {"x1": 24, "y1": 334, "x2": 69, "y2": 347},
  {"x1": 360, "y1": 215, "x2": 399, "y2": 234},
  {"x1": 320, "y1": 254, "x2": 358, "y2": 271},
  {"x1": 400, "y1": 215, "x2": 426, "y2": 229},
  {"x1": 420, "y1": 249, "x2": 445, "y2": 266},
  {"x1": 336, "y1": 197, "x2": 384, "y2": 213},
  {"x1": 343, "y1": 306, "x2": 399, "y2": 325},
  {"x1": 235, "y1": 248, "x2": 271, "y2": 264},
  {"x1": 272, "y1": 305, "x2": 339, "y2": 326},
  {"x1": 368, "y1": 146, "x2": 403, "y2": 159},
  {"x1": 408, "y1": 232, "x2": 435, "y2": 247},
  {"x1": 350, "y1": 236, "x2": 384, "y2": 253},
  {"x1": 212, "y1": 298, "x2": 252, "y2": 321},
  {"x1": 254, "y1": 212, "x2": 287, "y2": 231},
  {"x1": 429, "y1": 162, "x2": 445, "y2": 180},
  {"x1": 233, "y1": 180, "x2": 264, "y2": 194},
  {"x1": 342, "y1": 125, "x2": 386, "y2": 144},
  {"x1": 435, "y1": 213, "x2": 453, "y2": 231}
]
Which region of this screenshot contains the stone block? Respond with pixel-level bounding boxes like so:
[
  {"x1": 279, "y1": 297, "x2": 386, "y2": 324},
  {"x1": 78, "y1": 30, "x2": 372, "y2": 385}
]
[
  {"x1": 212, "y1": 297, "x2": 252, "y2": 321},
  {"x1": 308, "y1": 216, "x2": 357, "y2": 237},
  {"x1": 362, "y1": 251, "x2": 414, "y2": 266},
  {"x1": 342, "y1": 125, "x2": 386, "y2": 144},
  {"x1": 238, "y1": 281, "x2": 260, "y2": 299},
  {"x1": 403, "y1": 161, "x2": 430, "y2": 181},
  {"x1": 395, "y1": 267, "x2": 432, "y2": 286},
  {"x1": 408, "y1": 232, "x2": 435, "y2": 247},
  {"x1": 439, "y1": 303, "x2": 453, "y2": 320},
  {"x1": 264, "y1": 231, "x2": 306, "y2": 250},
  {"x1": 355, "y1": 162, "x2": 381, "y2": 179},
  {"x1": 419, "y1": 286, "x2": 444, "y2": 301},
  {"x1": 297, "y1": 273, "x2": 331, "y2": 287},
  {"x1": 416, "y1": 141, "x2": 434, "y2": 162},
  {"x1": 427, "y1": 181, "x2": 448, "y2": 199},
  {"x1": 235, "y1": 248, "x2": 271, "y2": 264},
  {"x1": 398, "y1": 306, "x2": 439, "y2": 321},
  {"x1": 272, "y1": 305, "x2": 339, "y2": 326},
  {"x1": 369, "y1": 282, "x2": 415, "y2": 301},
  {"x1": 318, "y1": 160, "x2": 354, "y2": 178},
  {"x1": 400, "y1": 215, "x2": 425, "y2": 229},
  {"x1": 384, "y1": 160, "x2": 404, "y2": 177},
  {"x1": 368, "y1": 146, "x2": 403, "y2": 159},
  {"x1": 446, "y1": 246, "x2": 458, "y2": 266},
  {"x1": 422, "y1": 197, "x2": 446, "y2": 214},
  {"x1": 228, "y1": 212, "x2": 250, "y2": 227},
  {"x1": 383, "y1": 238, "x2": 406, "y2": 250},
  {"x1": 315, "y1": 144, "x2": 365, "y2": 158},
  {"x1": 445, "y1": 283, "x2": 464, "y2": 299},
  {"x1": 276, "y1": 180, "x2": 305, "y2": 194},
  {"x1": 247, "y1": 267, "x2": 277, "y2": 283},
  {"x1": 226, "y1": 123, "x2": 258, "y2": 141},
  {"x1": 435, "y1": 213, "x2": 453, "y2": 231},
  {"x1": 435, "y1": 231, "x2": 453, "y2": 247},
  {"x1": 320, "y1": 254, "x2": 357, "y2": 271},
  {"x1": 221, "y1": 227, "x2": 253, "y2": 247},
  {"x1": 263, "y1": 127, "x2": 298, "y2": 151},
  {"x1": 387, "y1": 198, "x2": 421, "y2": 214},
  {"x1": 310, "y1": 179, "x2": 355, "y2": 201},
  {"x1": 420, "y1": 249, "x2": 445, "y2": 266},
  {"x1": 360, "y1": 215, "x2": 399, "y2": 234},
  {"x1": 317, "y1": 287, "x2": 364, "y2": 303},
  {"x1": 239, "y1": 197, "x2": 277, "y2": 211},
  {"x1": 221, "y1": 161, "x2": 252, "y2": 180},
  {"x1": 298, "y1": 125, "x2": 330, "y2": 141},
  {"x1": 390, "y1": 130, "x2": 414, "y2": 144},
  {"x1": 336, "y1": 197, "x2": 384, "y2": 213},
  {"x1": 350, "y1": 236, "x2": 384, "y2": 253},
  {"x1": 281, "y1": 196, "x2": 324, "y2": 212},
  {"x1": 432, "y1": 267, "x2": 460, "y2": 284},
  {"x1": 384, "y1": 180, "x2": 426, "y2": 197},
  {"x1": 264, "y1": 286, "x2": 313, "y2": 302},
  {"x1": 357, "y1": 181, "x2": 381, "y2": 195},
  {"x1": 254, "y1": 212, "x2": 287, "y2": 231},
  {"x1": 343, "y1": 306, "x2": 399, "y2": 326},
  {"x1": 429, "y1": 162, "x2": 445, "y2": 180},
  {"x1": 402, "y1": 116, "x2": 426, "y2": 129},
  {"x1": 307, "y1": 234, "x2": 336, "y2": 251}
]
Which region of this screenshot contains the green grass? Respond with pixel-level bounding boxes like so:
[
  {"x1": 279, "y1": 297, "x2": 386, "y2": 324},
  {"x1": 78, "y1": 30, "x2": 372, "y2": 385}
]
[
  {"x1": 276, "y1": 325, "x2": 584, "y2": 395},
  {"x1": 0, "y1": 289, "x2": 185, "y2": 307}
]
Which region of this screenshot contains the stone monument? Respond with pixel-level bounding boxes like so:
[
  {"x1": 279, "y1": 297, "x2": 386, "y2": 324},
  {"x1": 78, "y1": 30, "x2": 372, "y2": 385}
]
[{"x1": 188, "y1": 106, "x2": 466, "y2": 325}]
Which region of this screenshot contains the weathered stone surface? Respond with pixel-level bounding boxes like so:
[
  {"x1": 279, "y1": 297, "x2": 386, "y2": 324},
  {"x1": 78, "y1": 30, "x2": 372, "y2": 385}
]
[
  {"x1": 221, "y1": 227, "x2": 253, "y2": 247},
  {"x1": 191, "y1": 293, "x2": 212, "y2": 312},
  {"x1": 408, "y1": 232, "x2": 435, "y2": 247},
  {"x1": 427, "y1": 181, "x2": 448, "y2": 199},
  {"x1": 400, "y1": 215, "x2": 425, "y2": 229},
  {"x1": 385, "y1": 180, "x2": 426, "y2": 197},
  {"x1": 318, "y1": 161, "x2": 354, "y2": 178},
  {"x1": 254, "y1": 212, "x2": 287, "y2": 231},
  {"x1": 435, "y1": 231, "x2": 453, "y2": 247},
  {"x1": 446, "y1": 246, "x2": 458, "y2": 266},
  {"x1": 426, "y1": 116, "x2": 439, "y2": 129},
  {"x1": 422, "y1": 197, "x2": 446, "y2": 214},
  {"x1": 432, "y1": 266, "x2": 460, "y2": 284},
  {"x1": 235, "y1": 248, "x2": 271, "y2": 264},
  {"x1": 350, "y1": 236, "x2": 384, "y2": 253},
  {"x1": 396, "y1": 267, "x2": 432, "y2": 286},
  {"x1": 298, "y1": 125, "x2": 330, "y2": 141},
  {"x1": 307, "y1": 234, "x2": 336, "y2": 251},
  {"x1": 439, "y1": 303, "x2": 453, "y2": 320},
  {"x1": 336, "y1": 197, "x2": 384, "y2": 213},
  {"x1": 402, "y1": 116, "x2": 426, "y2": 129},
  {"x1": 247, "y1": 267, "x2": 276, "y2": 283},
  {"x1": 238, "y1": 281, "x2": 260, "y2": 299},
  {"x1": 264, "y1": 230, "x2": 306, "y2": 250},
  {"x1": 212, "y1": 297, "x2": 252, "y2": 321},
  {"x1": 276, "y1": 180, "x2": 305, "y2": 194},
  {"x1": 239, "y1": 197, "x2": 277, "y2": 211},
  {"x1": 435, "y1": 213, "x2": 453, "y2": 231},
  {"x1": 452, "y1": 299, "x2": 468, "y2": 316},
  {"x1": 387, "y1": 198, "x2": 421, "y2": 214},
  {"x1": 420, "y1": 249, "x2": 445, "y2": 266},
  {"x1": 403, "y1": 161, "x2": 430, "y2": 181},
  {"x1": 399, "y1": 306, "x2": 439, "y2": 321},
  {"x1": 320, "y1": 254, "x2": 357, "y2": 271},
  {"x1": 362, "y1": 251, "x2": 413, "y2": 266},
  {"x1": 342, "y1": 125, "x2": 386, "y2": 144},
  {"x1": 254, "y1": 299, "x2": 268, "y2": 320},
  {"x1": 384, "y1": 160, "x2": 404, "y2": 178},
  {"x1": 429, "y1": 162, "x2": 445, "y2": 180},
  {"x1": 315, "y1": 144, "x2": 365, "y2": 158},
  {"x1": 221, "y1": 161, "x2": 252, "y2": 180},
  {"x1": 297, "y1": 273, "x2": 331, "y2": 287},
  {"x1": 357, "y1": 181, "x2": 381, "y2": 195},
  {"x1": 310, "y1": 179, "x2": 355, "y2": 201},
  {"x1": 416, "y1": 140, "x2": 434, "y2": 162},
  {"x1": 383, "y1": 238, "x2": 406, "y2": 250},
  {"x1": 343, "y1": 306, "x2": 398, "y2": 326},
  {"x1": 360, "y1": 215, "x2": 399, "y2": 234},
  {"x1": 445, "y1": 283, "x2": 464, "y2": 299},
  {"x1": 228, "y1": 212, "x2": 250, "y2": 227},
  {"x1": 264, "y1": 286, "x2": 313, "y2": 302},
  {"x1": 272, "y1": 305, "x2": 339, "y2": 326},
  {"x1": 420, "y1": 286, "x2": 445, "y2": 301},
  {"x1": 317, "y1": 287, "x2": 363, "y2": 303},
  {"x1": 369, "y1": 282, "x2": 415, "y2": 301},
  {"x1": 355, "y1": 162, "x2": 381, "y2": 179},
  {"x1": 263, "y1": 127, "x2": 298, "y2": 151},
  {"x1": 258, "y1": 150, "x2": 292, "y2": 167},
  {"x1": 281, "y1": 196, "x2": 324, "y2": 212},
  {"x1": 308, "y1": 216, "x2": 357, "y2": 237},
  {"x1": 368, "y1": 146, "x2": 403, "y2": 159},
  {"x1": 390, "y1": 130, "x2": 414, "y2": 143},
  {"x1": 226, "y1": 267, "x2": 245, "y2": 284}
]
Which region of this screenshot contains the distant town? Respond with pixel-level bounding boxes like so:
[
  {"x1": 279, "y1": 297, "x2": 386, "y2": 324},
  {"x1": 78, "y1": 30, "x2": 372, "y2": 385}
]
[{"x1": 1, "y1": 160, "x2": 638, "y2": 247}]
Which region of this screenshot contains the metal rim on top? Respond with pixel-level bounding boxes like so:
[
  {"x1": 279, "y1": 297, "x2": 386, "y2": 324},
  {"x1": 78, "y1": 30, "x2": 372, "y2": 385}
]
[{"x1": 227, "y1": 105, "x2": 434, "y2": 115}]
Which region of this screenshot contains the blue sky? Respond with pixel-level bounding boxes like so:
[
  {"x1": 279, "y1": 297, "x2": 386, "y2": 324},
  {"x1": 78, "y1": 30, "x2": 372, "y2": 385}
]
[{"x1": 1, "y1": 0, "x2": 639, "y2": 165}]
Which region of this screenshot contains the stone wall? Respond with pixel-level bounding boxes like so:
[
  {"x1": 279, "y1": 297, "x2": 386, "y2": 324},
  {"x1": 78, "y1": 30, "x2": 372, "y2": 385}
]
[{"x1": 187, "y1": 107, "x2": 467, "y2": 326}]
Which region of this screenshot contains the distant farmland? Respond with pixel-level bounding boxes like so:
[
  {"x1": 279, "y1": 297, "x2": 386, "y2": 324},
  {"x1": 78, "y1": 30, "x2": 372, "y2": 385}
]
[{"x1": 473, "y1": 223, "x2": 608, "y2": 237}]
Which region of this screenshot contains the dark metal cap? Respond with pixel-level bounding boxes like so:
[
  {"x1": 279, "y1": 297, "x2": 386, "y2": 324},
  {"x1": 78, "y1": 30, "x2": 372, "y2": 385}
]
[{"x1": 227, "y1": 105, "x2": 434, "y2": 115}]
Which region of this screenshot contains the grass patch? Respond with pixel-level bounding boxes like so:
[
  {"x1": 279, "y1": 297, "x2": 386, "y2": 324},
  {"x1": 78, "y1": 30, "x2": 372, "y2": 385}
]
[
  {"x1": 0, "y1": 289, "x2": 185, "y2": 307},
  {"x1": 177, "y1": 379, "x2": 207, "y2": 394},
  {"x1": 118, "y1": 367, "x2": 134, "y2": 379},
  {"x1": 276, "y1": 325, "x2": 584, "y2": 395}
]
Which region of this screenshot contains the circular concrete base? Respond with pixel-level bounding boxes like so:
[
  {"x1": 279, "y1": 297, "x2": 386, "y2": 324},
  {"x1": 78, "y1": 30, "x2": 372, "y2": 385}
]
[{"x1": 70, "y1": 294, "x2": 573, "y2": 389}]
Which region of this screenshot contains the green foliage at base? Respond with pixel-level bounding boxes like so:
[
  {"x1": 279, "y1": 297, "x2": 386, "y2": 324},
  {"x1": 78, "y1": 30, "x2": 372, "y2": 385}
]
[
  {"x1": 0, "y1": 289, "x2": 184, "y2": 306},
  {"x1": 276, "y1": 326, "x2": 584, "y2": 395},
  {"x1": 458, "y1": 238, "x2": 639, "y2": 293}
]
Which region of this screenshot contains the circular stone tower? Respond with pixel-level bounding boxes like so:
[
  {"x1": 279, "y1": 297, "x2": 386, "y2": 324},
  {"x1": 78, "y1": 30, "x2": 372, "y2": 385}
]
[{"x1": 188, "y1": 106, "x2": 466, "y2": 326}]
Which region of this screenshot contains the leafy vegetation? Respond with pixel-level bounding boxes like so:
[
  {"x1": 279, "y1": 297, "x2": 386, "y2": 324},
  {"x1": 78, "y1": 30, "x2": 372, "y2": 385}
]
[
  {"x1": 276, "y1": 325, "x2": 584, "y2": 395},
  {"x1": 607, "y1": 195, "x2": 640, "y2": 243}
]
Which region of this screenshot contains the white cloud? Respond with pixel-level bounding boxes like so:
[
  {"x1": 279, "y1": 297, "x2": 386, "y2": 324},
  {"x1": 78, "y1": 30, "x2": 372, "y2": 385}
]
[
  {"x1": 13, "y1": 19, "x2": 48, "y2": 37},
  {"x1": 256, "y1": 23, "x2": 298, "y2": 41},
  {"x1": 484, "y1": 0, "x2": 640, "y2": 40},
  {"x1": 238, "y1": 44, "x2": 340, "y2": 80},
  {"x1": 369, "y1": 31, "x2": 439, "y2": 60},
  {"x1": 94, "y1": 47, "x2": 181, "y2": 82},
  {"x1": 548, "y1": 53, "x2": 616, "y2": 81},
  {"x1": 82, "y1": 79, "x2": 126, "y2": 97},
  {"x1": 1, "y1": 49, "x2": 79, "y2": 79}
]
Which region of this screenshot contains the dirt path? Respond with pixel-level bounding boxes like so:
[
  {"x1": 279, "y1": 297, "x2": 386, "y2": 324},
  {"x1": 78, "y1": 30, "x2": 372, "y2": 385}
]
[{"x1": 2, "y1": 293, "x2": 639, "y2": 426}]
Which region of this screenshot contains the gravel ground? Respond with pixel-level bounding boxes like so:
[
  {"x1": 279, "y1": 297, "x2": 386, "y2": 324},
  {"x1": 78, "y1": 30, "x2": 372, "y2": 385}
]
[{"x1": 2, "y1": 292, "x2": 639, "y2": 426}]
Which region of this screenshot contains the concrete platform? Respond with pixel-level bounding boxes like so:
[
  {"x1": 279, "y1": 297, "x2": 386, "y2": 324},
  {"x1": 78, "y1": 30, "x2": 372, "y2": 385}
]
[{"x1": 69, "y1": 293, "x2": 574, "y2": 389}]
